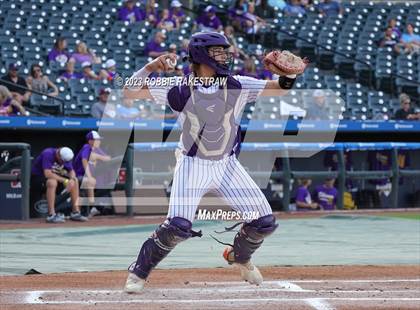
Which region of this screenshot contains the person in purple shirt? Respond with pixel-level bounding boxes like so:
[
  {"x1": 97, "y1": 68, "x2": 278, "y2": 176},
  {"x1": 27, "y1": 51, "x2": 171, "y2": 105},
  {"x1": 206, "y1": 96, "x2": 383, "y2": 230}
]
[
  {"x1": 73, "y1": 131, "x2": 111, "y2": 216},
  {"x1": 237, "y1": 58, "x2": 259, "y2": 78},
  {"x1": 157, "y1": 9, "x2": 179, "y2": 31},
  {"x1": 118, "y1": 0, "x2": 145, "y2": 23},
  {"x1": 60, "y1": 62, "x2": 83, "y2": 82},
  {"x1": 316, "y1": 0, "x2": 343, "y2": 16},
  {"x1": 387, "y1": 19, "x2": 401, "y2": 39},
  {"x1": 31, "y1": 147, "x2": 87, "y2": 223},
  {"x1": 314, "y1": 178, "x2": 338, "y2": 210},
  {"x1": 144, "y1": 32, "x2": 167, "y2": 58},
  {"x1": 48, "y1": 37, "x2": 71, "y2": 64},
  {"x1": 169, "y1": 0, "x2": 186, "y2": 23},
  {"x1": 284, "y1": 0, "x2": 306, "y2": 16},
  {"x1": 194, "y1": 5, "x2": 223, "y2": 32},
  {"x1": 295, "y1": 179, "x2": 319, "y2": 211}
]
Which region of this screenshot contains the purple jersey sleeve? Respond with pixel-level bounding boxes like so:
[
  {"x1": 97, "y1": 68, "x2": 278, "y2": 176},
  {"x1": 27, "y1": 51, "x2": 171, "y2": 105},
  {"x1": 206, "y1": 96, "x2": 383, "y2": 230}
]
[{"x1": 296, "y1": 186, "x2": 310, "y2": 203}]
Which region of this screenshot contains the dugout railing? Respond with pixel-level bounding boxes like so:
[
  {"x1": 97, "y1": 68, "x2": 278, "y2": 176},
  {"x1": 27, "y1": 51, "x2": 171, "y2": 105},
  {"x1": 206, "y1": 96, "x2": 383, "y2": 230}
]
[
  {"x1": 126, "y1": 142, "x2": 420, "y2": 214},
  {"x1": 0, "y1": 143, "x2": 31, "y2": 220}
]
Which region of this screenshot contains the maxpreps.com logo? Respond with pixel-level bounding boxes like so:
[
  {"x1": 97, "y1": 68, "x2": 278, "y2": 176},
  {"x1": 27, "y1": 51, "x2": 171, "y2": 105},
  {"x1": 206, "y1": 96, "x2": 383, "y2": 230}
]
[{"x1": 196, "y1": 209, "x2": 259, "y2": 221}]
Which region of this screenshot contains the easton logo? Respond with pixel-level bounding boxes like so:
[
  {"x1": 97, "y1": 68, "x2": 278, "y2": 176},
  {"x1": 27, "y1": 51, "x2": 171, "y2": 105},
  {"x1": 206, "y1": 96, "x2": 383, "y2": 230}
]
[{"x1": 206, "y1": 104, "x2": 215, "y2": 112}]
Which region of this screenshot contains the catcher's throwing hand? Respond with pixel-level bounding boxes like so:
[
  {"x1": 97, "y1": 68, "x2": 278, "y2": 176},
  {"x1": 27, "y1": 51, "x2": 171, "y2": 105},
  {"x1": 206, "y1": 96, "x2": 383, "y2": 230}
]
[
  {"x1": 263, "y1": 50, "x2": 308, "y2": 76},
  {"x1": 145, "y1": 53, "x2": 177, "y2": 72}
]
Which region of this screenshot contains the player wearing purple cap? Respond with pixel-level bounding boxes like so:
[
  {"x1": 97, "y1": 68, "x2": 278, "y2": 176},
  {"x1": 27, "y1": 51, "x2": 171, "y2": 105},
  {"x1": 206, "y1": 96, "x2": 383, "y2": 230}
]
[
  {"x1": 73, "y1": 131, "x2": 111, "y2": 216},
  {"x1": 31, "y1": 147, "x2": 87, "y2": 223},
  {"x1": 123, "y1": 31, "x2": 303, "y2": 292},
  {"x1": 314, "y1": 178, "x2": 338, "y2": 211}
]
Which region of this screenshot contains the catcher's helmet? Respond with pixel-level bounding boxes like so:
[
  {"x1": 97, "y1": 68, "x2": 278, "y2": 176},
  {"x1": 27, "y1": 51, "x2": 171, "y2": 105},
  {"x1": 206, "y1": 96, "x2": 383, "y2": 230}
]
[{"x1": 188, "y1": 32, "x2": 232, "y2": 76}]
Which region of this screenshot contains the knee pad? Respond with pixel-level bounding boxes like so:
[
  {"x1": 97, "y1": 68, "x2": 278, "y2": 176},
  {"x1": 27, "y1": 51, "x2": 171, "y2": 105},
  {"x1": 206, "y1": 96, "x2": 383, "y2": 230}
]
[
  {"x1": 154, "y1": 217, "x2": 195, "y2": 251},
  {"x1": 242, "y1": 214, "x2": 278, "y2": 243}
]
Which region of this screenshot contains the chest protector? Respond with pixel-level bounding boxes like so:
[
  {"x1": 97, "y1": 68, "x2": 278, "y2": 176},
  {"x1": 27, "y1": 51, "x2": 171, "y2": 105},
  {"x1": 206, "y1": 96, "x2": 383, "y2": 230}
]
[{"x1": 169, "y1": 76, "x2": 242, "y2": 160}]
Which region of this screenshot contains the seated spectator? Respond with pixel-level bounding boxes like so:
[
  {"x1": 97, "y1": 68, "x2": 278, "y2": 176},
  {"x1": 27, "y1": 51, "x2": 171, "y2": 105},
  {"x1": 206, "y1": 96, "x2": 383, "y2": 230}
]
[
  {"x1": 48, "y1": 37, "x2": 70, "y2": 64},
  {"x1": 314, "y1": 178, "x2": 338, "y2": 211},
  {"x1": 145, "y1": 0, "x2": 158, "y2": 25},
  {"x1": 378, "y1": 27, "x2": 401, "y2": 54},
  {"x1": 387, "y1": 18, "x2": 401, "y2": 39},
  {"x1": 81, "y1": 62, "x2": 101, "y2": 80},
  {"x1": 237, "y1": 57, "x2": 258, "y2": 78},
  {"x1": 306, "y1": 90, "x2": 329, "y2": 120},
  {"x1": 0, "y1": 63, "x2": 31, "y2": 105},
  {"x1": 99, "y1": 59, "x2": 117, "y2": 82},
  {"x1": 268, "y1": 0, "x2": 286, "y2": 10},
  {"x1": 242, "y1": 2, "x2": 267, "y2": 35},
  {"x1": 26, "y1": 64, "x2": 59, "y2": 97},
  {"x1": 0, "y1": 85, "x2": 25, "y2": 116},
  {"x1": 400, "y1": 23, "x2": 420, "y2": 55},
  {"x1": 295, "y1": 178, "x2": 319, "y2": 211},
  {"x1": 69, "y1": 42, "x2": 101, "y2": 65},
  {"x1": 118, "y1": 0, "x2": 145, "y2": 23},
  {"x1": 73, "y1": 131, "x2": 111, "y2": 217},
  {"x1": 117, "y1": 99, "x2": 141, "y2": 119},
  {"x1": 224, "y1": 26, "x2": 248, "y2": 59},
  {"x1": 194, "y1": 5, "x2": 223, "y2": 32},
  {"x1": 144, "y1": 31, "x2": 167, "y2": 58},
  {"x1": 255, "y1": 0, "x2": 276, "y2": 19},
  {"x1": 31, "y1": 147, "x2": 87, "y2": 223},
  {"x1": 170, "y1": 0, "x2": 186, "y2": 23},
  {"x1": 60, "y1": 62, "x2": 83, "y2": 82},
  {"x1": 395, "y1": 93, "x2": 419, "y2": 120},
  {"x1": 284, "y1": 0, "x2": 306, "y2": 16},
  {"x1": 179, "y1": 39, "x2": 189, "y2": 60},
  {"x1": 316, "y1": 0, "x2": 342, "y2": 16},
  {"x1": 157, "y1": 9, "x2": 179, "y2": 31},
  {"x1": 91, "y1": 88, "x2": 116, "y2": 119}
]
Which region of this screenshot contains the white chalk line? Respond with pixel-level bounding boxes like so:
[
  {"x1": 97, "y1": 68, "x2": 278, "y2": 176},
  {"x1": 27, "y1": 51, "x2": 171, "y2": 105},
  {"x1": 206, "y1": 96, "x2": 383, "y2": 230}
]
[
  {"x1": 190, "y1": 279, "x2": 420, "y2": 285},
  {"x1": 17, "y1": 278, "x2": 420, "y2": 309},
  {"x1": 21, "y1": 296, "x2": 420, "y2": 305},
  {"x1": 306, "y1": 298, "x2": 335, "y2": 310}
]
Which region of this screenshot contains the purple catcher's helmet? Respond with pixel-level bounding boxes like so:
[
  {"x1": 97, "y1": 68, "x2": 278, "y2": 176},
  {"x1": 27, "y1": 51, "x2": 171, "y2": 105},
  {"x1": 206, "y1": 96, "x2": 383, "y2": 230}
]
[{"x1": 188, "y1": 32, "x2": 233, "y2": 76}]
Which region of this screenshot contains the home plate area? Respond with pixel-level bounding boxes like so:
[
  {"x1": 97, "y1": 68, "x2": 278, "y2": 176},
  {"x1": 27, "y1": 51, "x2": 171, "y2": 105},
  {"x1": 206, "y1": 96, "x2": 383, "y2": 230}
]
[{"x1": 22, "y1": 279, "x2": 420, "y2": 310}]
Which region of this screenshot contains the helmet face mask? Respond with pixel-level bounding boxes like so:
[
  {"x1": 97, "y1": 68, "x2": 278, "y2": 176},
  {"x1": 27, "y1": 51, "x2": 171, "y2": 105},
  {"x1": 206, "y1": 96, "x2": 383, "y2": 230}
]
[
  {"x1": 207, "y1": 46, "x2": 234, "y2": 73},
  {"x1": 188, "y1": 32, "x2": 233, "y2": 75}
]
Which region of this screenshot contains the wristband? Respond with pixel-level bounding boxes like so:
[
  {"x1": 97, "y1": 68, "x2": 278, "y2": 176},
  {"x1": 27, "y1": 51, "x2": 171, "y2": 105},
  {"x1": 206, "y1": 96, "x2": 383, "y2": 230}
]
[
  {"x1": 63, "y1": 179, "x2": 69, "y2": 186},
  {"x1": 278, "y1": 75, "x2": 296, "y2": 89}
]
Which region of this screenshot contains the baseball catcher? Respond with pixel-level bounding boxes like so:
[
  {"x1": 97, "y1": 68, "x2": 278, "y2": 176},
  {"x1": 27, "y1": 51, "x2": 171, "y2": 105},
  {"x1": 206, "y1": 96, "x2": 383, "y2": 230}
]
[{"x1": 123, "y1": 32, "x2": 307, "y2": 293}]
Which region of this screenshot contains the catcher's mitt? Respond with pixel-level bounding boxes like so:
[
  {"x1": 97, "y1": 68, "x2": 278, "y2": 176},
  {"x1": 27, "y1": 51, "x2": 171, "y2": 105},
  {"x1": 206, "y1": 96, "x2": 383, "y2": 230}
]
[{"x1": 263, "y1": 50, "x2": 308, "y2": 76}]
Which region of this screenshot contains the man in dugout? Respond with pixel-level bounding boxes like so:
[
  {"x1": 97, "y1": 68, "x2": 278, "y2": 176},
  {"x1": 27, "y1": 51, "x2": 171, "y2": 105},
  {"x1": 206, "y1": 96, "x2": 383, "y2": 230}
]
[{"x1": 30, "y1": 147, "x2": 88, "y2": 223}]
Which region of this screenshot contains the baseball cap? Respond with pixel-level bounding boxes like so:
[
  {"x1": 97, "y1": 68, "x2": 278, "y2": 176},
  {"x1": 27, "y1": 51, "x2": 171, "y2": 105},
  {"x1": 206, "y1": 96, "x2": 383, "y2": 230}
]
[
  {"x1": 81, "y1": 61, "x2": 92, "y2": 68},
  {"x1": 99, "y1": 87, "x2": 111, "y2": 95},
  {"x1": 313, "y1": 89, "x2": 325, "y2": 97},
  {"x1": 59, "y1": 147, "x2": 74, "y2": 162},
  {"x1": 8, "y1": 63, "x2": 20, "y2": 71},
  {"x1": 171, "y1": 0, "x2": 182, "y2": 7},
  {"x1": 86, "y1": 130, "x2": 102, "y2": 141},
  {"x1": 205, "y1": 5, "x2": 215, "y2": 13},
  {"x1": 105, "y1": 59, "x2": 116, "y2": 69}
]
